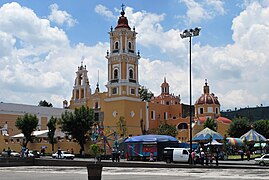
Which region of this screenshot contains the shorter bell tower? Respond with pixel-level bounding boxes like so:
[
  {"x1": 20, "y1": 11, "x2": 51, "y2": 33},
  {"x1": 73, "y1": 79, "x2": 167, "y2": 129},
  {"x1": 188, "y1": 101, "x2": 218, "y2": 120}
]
[{"x1": 70, "y1": 61, "x2": 92, "y2": 108}]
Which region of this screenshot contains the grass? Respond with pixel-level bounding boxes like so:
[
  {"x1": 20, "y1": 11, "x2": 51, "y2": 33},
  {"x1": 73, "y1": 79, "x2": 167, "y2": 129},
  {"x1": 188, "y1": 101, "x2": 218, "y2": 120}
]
[{"x1": 227, "y1": 154, "x2": 261, "y2": 160}]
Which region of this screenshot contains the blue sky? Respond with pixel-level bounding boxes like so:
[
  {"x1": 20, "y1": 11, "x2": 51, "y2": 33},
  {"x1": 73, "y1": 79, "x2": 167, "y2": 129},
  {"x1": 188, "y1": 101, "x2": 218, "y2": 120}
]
[{"x1": 0, "y1": 0, "x2": 269, "y2": 111}]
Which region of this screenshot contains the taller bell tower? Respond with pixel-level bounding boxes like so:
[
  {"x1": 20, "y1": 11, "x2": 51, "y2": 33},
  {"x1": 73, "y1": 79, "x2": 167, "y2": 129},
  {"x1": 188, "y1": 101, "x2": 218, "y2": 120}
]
[{"x1": 105, "y1": 6, "x2": 140, "y2": 101}]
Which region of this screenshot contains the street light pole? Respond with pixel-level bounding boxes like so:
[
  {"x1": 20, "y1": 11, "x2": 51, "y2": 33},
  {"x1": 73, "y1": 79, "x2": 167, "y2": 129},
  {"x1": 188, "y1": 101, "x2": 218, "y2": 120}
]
[{"x1": 180, "y1": 27, "x2": 201, "y2": 164}]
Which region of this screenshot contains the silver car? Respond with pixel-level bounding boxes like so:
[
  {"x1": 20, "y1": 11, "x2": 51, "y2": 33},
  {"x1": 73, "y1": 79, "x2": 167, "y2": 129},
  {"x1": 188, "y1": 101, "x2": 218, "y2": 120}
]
[{"x1": 255, "y1": 154, "x2": 269, "y2": 166}]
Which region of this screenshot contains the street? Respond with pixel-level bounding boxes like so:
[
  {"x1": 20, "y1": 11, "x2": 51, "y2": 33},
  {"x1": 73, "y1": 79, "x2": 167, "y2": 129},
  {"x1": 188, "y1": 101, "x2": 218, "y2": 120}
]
[{"x1": 0, "y1": 166, "x2": 267, "y2": 180}]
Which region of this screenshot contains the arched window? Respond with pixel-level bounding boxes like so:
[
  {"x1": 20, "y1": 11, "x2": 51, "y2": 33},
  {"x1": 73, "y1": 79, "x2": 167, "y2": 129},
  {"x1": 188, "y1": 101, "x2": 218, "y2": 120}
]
[
  {"x1": 115, "y1": 42, "x2": 119, "y2": 49},
  {"x1": 114, "y1": 69, "x2": 118, "y2": 79},
  {"x1": 128, "y1": 42, "x2": 132, "y2": 49},
  {"x1": 177, "y1": 123, "x2": 188, "y2": 130},
  {"x1": 129, "y1": 69, "x2": 134, "y2": 79},
  {"x1": 95, "y1": 102, "x2": 98, "y2": 109}
]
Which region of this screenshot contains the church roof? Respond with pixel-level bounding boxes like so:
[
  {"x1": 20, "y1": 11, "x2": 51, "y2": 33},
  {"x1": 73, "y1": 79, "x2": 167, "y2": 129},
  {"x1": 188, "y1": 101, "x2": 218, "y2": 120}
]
[{"x1": 0, "y1": 102, "x2": 70, "y2": 117}]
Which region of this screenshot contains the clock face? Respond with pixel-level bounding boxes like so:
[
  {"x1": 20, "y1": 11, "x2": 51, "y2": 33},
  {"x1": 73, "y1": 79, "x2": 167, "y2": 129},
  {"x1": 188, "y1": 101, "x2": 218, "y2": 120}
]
[
  {"x1": 113, "y1": 110, "x2": 117, "y2": 117},
  {"x1": 130, "y1": 111, "x2": 135, "y2": 117}
]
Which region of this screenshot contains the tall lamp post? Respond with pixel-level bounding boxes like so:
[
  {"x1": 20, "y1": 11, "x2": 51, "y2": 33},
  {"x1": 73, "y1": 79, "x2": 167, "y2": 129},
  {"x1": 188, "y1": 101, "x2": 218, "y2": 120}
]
[{"x1": 180, "y1": 27, "x2": 201, "y2": 164}]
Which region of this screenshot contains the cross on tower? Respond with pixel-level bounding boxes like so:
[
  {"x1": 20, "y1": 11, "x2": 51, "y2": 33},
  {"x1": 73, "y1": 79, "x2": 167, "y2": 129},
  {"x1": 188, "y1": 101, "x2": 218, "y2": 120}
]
[{"x1": 121, "y1": 4, "x2": 125, "y2": 12}]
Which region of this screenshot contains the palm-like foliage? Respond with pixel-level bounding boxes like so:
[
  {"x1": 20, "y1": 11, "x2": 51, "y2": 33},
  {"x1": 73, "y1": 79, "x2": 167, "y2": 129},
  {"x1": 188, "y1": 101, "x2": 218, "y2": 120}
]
[{"x1": 203, "y1": 118, "x2": 217, "y2": 131}]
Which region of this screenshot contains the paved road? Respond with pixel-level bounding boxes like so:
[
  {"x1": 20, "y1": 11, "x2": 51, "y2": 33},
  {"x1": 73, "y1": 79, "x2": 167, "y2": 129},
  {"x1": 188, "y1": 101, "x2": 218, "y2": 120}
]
[{"x1": 0, "y1": 166, "x2": 267, "y2": 180}]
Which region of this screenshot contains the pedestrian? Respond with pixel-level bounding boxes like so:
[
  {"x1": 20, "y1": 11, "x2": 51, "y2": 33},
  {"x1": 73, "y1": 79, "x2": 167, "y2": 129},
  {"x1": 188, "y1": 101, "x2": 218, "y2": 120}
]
[
  {"x1": 149, "y1": 152, "x2": 154, "y2": 162},
  {"x1": 111, "y1": 148, "x2": 116, "y2": 162},
  {"x1": 191, "y1": 151, "x2": 196, "y2": 165},
  {"x1": 246, "y1": 150, "x2": 251, "y2": 161},
  {"x1": 7, "y1": 147, "x2": 11, "y2": 157},
  {"x1": 57, "y1": 147, "x2": 62, "y2": 159},
  {"x1": 25, "y1": 148, "x2": 29, "y2": 157},
  {"x1": 200, "y1": 150, "x2": 205, "y2": 166},
  {"x1": 215, "y1": 149, "x2": 219, "y2": 166},
  {"x1": 205, "y1": 152, "x2": 209, "y2": 166},
  {"x1": 239, "y1": 150, "x2": 244, "y2": 160},
  {"x1": 209, "y1": 154, "x2": 213, "y2": 166}
]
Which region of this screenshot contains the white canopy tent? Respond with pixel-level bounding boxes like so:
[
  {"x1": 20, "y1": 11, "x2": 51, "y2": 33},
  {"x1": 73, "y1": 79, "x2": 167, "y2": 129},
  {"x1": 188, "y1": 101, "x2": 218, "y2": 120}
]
[
  {"x1": 205, "y1": 139, "x2": 223, "y2": 146},
  {"x1": 11, "y1": 130, "x2": 65, "y2": 139}
]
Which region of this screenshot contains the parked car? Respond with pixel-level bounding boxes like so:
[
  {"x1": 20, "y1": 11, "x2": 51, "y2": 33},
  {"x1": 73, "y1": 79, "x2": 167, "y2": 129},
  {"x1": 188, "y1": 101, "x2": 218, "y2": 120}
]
[
  {"x1": 52, "y1": 151, "x2": 75, "y2": 160},
  {"x1": 1, "y1": 150, "x2": 20, "y2": 157},
  {"x1": 163, "y1": 147, "x2": 190, "y2": 163},
  {"x1": 255, "y1": 154, "x2": 269, "y2": 166},
  {"x1": 28, "y1": 150, "x2": 40, "y2": 158}
]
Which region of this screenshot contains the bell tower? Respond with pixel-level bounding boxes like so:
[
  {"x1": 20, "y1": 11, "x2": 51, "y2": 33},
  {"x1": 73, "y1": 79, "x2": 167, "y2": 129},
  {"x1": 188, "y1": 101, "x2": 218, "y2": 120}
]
[
  {"x1": 105, "y1": 5, "x2": 140, "y2": 101},
  {"x1": 70, "y1": 61, "x2": 91, "y2": 108}
]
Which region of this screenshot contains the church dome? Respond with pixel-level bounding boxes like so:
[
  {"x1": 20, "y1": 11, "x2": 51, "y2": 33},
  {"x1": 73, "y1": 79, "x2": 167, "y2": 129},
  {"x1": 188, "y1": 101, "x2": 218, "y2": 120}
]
[
  {"x1": 196, "y1": 93, "x2": 220, "y2": 105},
  {"x1": 115, "y1": 9, "x2": 131, "y2": 30},
  {"x1": 195, "y1": 80, "x2": 220, "y2": 105}
]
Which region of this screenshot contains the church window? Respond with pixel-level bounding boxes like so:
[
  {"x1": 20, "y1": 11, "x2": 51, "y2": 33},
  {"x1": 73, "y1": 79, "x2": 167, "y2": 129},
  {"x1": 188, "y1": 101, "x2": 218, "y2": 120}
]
[
  {"x1": 151, "y1": 110, "x2": 155, "y2": 120},
  {"x1": 200, "y1": 108, "x2": 204, "y2": 114},
  {"x1": 95, "y1": 102, "x2": 99, "y2": 109},
  {"x1": 164, "y1": 112, "x2": 167, "y2": 120},
  {"x1": 216, "y1": 108, "x2": 219, "y2": 114},
  {"x1": 129, "y1": 69, "x2": 134, "y2": 79},
  {"x1": 112, "y1": 87, "x2": 117, "y2": 94},
  {"x1": 177, "y1": 123, "x2": 188, "y2": 130},
  {"x1": 114, "y1": 69, "x2": 118, "y2": 79},
  {"x1": 130, "y1": 88, "x2": 135, "y2": 95},
  {"x1": 115, "y1": 42, "x2": 119, "y2": 49},
  {"x1": 128, "y1": 42, "x2": 132, "y2": 49},
  {"x1": 166, "y1": 101, "x2": 169, "y2": 105}
]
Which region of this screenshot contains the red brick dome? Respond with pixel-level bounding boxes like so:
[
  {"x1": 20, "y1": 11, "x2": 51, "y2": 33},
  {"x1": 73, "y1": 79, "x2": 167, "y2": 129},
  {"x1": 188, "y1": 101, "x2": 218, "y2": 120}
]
[{"x1": 196, "y1": 93, "x2": 220, "y2": 105}]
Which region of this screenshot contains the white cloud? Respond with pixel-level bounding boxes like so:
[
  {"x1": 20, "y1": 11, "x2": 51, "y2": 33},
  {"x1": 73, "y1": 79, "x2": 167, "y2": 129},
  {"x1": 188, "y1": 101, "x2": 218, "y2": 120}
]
[
  {"x1": 180, "y1": 0, "x2": 225, "y2": 24},
  {"x1": 95, "y1": 4, "x2": 115, "y2": 19},
  {"x1": 1, "y1": 1, "x2": 269, "y2": 112},
  {"x1": 48, "y1": 3, "x2": 77, "y2": 27}
]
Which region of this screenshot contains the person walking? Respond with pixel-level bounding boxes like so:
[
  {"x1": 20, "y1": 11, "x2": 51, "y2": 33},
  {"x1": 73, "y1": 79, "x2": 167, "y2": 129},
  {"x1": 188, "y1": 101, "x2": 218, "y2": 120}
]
[
  {"x1": 57, "y1": 147, "x2": 62, "y2": 159},
  {"x1": 200, "y1": 150, "x2": 205, "y2": 166},
  {"x1": 191, "y1": 151, "x2": 196, "y2": 165},
  {"x1": 215, "y1": 149, "x2": 219, "y2": 166},
  {"x1": 246, "y1": 150, "x2": 251, "y2": 161}
]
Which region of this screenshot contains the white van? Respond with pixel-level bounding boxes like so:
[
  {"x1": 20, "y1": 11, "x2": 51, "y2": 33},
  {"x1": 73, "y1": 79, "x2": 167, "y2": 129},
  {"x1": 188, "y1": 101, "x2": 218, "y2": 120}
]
[{"x1": 163, "y1": 147, "x2": 190, "y2": 163}]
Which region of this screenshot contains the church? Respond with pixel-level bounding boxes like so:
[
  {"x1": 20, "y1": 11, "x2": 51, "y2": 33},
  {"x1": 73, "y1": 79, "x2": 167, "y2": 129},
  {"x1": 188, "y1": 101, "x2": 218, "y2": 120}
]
[
  {"x1": 65, "y1": 7, "x2": 231, "y2": 141},
  {"x1": 0, "y1": 7, "x2": 231, "y2": 153}
]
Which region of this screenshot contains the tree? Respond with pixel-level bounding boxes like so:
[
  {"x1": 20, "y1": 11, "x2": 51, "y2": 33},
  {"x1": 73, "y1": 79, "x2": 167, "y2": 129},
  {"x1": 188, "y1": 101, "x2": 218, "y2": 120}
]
[
  {"x1": 15, "y1": 113, "x2": 39, "y2": 148},
  {"x1": 90, "y1": 144, "x2": 101, "y2": 163},
  {"x1": 116, "y1": 116, "x2": 128, "y2": 137},
  {"x1": 227, "y1": 117, "x2": 251, "y2": 138},
  {"x1": 253, "y1": 119, "x2": 269, "y2": 138},
  {"x1": 47, "y1": 116, "x2": 57, "y2": 153},
  {"x1": 60, "y1": 105, "x2": 95, "y2": 153},
  {"x1": 38, "y1": 100, "x2": 53, "y2": 107},
  {"x1": 139, "y1": 86, "x2": 154, "y2": 102},
  {"x1": 203, "y1": 118, "x2": 217, "y2": 131},
  {"x1": 156, "y1": 123, "x2": 178, "y2": 137}
]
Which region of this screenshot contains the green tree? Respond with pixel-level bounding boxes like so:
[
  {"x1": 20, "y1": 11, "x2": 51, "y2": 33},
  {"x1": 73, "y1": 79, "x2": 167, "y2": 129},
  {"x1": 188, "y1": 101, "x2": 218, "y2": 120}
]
[
  {"x1": 156, "y1": 123, "x2": 178, "y2": 137},
  {"x1": 139, "y1": 86, "x2": 154, "y2": 102},
  {"x1": 227, "y1": 117, "x2": 251, "y2": 138},
  {"x1": 47, "y1": 116, "x2": 57, "y2": 153},
  {"x1": 60, "y1": 105, "x2": 95, "y2": 152},
  {"x1": 116, "y1": 116, "x2": 128, "y2": 137},
  {"x1": 15, "y1": 113, "x2": 39, "y2": 148},
  {"x1": 253, "y1": 119, "x2": 269, "y2": 138},
  {"x1": 90, "y1": 144, "x2": 101, "y2": 163},
  {"x1": 38, "y1": 100, "x2": 53, "y2": 107},
  {"x1": 203, "y1": 118, "x2": 217, "y2": 131}
]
